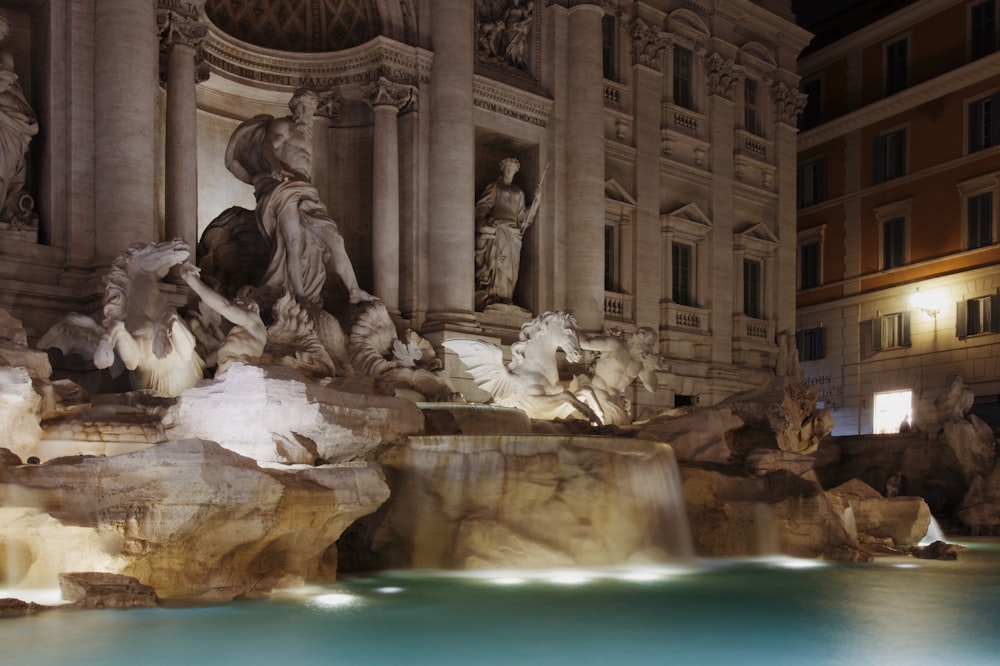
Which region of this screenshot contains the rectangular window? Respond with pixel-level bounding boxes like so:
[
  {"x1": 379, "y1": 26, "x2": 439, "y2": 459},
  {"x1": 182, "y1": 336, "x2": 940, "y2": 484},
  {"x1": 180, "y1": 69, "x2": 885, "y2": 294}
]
[
  {"x1": 882, "y1": 216, "x2": 906, "y2": 269},
  {"x1": 874, "y1": 129, "x2": 906, "y2": 183},
  {"x1": 872, "y1": 312, "x2": 911, "y2": 350},
  {"x1": 796, "y1": 327, "x2": 825, "y2": 362},
  {"x1": 797, "y1": 158, "x2": 826, "y2": 208},
  {"x1": 604, "y1": 224, "x2": 616, "y2": 291},
  {"x1": 801, "y1": 78, "x2": 822, "y2": 130},
  {"x1": 885, "y1": 38, "x2": 909, "y2": 95},
  {"x1": 672, "y1": 242, "x2": 693, "y2": 306},
  {"x1": 743, "y1": 258, "x2": 762, "y2": 319},
  {"x1": 602, "y1": 14, "x2": 617, "y2": 80},
  {"x1": 957, "y1": 294, "x2": 1000, "y2": 337},
  {"x1": 673, "y1": 46, "x2": 693, "y2": 110},
  {"x1": 968, "y1": 191, "x2": 994, "y2": 249},
  {"x1": 972, "y1": 1, "x2": 997, "y2": 60},
  {"x1": 744, "y1": 77, "x2": 761, "y2": 136},
  {"x1": 969, "y1": 94, "x2": 1000, "y2": 152},
  {"x1": 799, "y1": 240, "x2": 821, "y2": 290}
]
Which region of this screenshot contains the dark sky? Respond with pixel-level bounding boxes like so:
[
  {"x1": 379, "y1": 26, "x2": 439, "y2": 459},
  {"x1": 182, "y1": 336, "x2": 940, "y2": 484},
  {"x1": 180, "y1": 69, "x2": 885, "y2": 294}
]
[{"x1": 791, "y1": 0, "x2": 865, "y2": 28}]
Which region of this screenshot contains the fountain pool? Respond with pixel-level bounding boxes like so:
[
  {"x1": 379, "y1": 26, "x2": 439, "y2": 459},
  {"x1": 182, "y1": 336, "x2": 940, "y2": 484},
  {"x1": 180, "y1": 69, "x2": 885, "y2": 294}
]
[{"x1": 3, "y1": 539, "x2": 999, "y2": 665}]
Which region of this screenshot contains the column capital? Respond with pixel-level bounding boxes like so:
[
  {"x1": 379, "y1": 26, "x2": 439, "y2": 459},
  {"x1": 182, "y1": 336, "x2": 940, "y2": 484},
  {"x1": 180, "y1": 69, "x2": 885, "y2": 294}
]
[
  {"x1": 771, "y1": 81, "x2": 808, "y2": 127},
  {"x1": 362, "y1": 76, "x2": 417, "y2": 112},
  {"x1": 157, "y1": 11, "x2": 210, "y2": 84},
  {"x1": 706, "y1": 52, "x2": 740, "y2": 101},
  {"x1": 630, "y1": 17, "x2": 668, "y2": 71}
]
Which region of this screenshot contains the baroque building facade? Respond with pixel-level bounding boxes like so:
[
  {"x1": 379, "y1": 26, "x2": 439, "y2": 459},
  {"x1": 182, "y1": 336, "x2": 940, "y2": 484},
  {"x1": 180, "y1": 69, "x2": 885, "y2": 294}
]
[
  {"x1": 0, "y1": 0, "x2": 807, "y2": 416},
  {"x1": 796, "y1": 0, "x2": 1000, "y2": 434}
]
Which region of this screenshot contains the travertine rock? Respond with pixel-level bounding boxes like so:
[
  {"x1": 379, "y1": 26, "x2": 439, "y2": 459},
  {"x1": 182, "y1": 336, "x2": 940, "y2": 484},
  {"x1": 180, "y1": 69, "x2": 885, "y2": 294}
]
[
  {"x1": 0, "y1": 439, "x2": 390, "y2": 599},
  {"x1": 637, "y1": 405, "x2": 741, "y2": 464},
  {"x1": 681, "y1": 466, "x2": 861, "y2": 559},
  {"x1": 827, "y1": 479, "x2": 931, "y2": 547},
  {"x1": 162, "y1": 363, "x2": 424, "y2": 464},
  {"x1": 958, "y1": 464, "x2": 1000, "y2": 533},
  {"x1": 943, "y1": 417, "x2": 996, "y2": 480},
  {"x1": 745, "y1": 449, "x2": 816, "y2": 477},
  {"x1": 723, "y1": 376, "x2": 832, "y2": 455},
  {"x1": 0, "y1": 365, "x2": 44, "y2": 459},
  {"x1": 913, "y1": 375, "x2": 975, "y2": 436},
  {"x1": 59, "y1": 572, "x2": 158, "y2": 609}
]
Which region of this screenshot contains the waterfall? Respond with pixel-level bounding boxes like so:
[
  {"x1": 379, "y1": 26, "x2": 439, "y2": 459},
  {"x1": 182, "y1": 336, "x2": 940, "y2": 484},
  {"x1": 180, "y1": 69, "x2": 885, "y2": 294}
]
[
  {"x1": 919, "y1": 514, "x2": 947, "y2": 546},
  {"x1": 753, "y1": 503, "x2": 780, "y2": 555}
]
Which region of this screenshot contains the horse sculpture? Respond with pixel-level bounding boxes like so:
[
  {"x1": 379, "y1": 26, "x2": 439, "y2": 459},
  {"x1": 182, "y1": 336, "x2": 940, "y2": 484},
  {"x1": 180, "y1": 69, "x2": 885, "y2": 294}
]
[
  {"x1": 39, "y1": 239, "x2": 205, "y2": 397},
  {"x1": 443, "y1": 310, "x2": 601, "y2": 424}
]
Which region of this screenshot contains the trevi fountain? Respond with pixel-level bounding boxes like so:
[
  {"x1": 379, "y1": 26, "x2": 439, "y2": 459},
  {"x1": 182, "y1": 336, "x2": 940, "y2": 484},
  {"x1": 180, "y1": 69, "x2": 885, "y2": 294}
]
[{"x1": 1, "y1": 1, "x2": 999, "y2": 664}]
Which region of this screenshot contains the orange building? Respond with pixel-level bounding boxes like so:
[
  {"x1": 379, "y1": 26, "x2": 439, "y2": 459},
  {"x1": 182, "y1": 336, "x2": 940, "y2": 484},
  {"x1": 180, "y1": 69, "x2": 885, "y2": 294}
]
[{"x1": 796, "y1": 0, "x2": 1000, "y2": 434}]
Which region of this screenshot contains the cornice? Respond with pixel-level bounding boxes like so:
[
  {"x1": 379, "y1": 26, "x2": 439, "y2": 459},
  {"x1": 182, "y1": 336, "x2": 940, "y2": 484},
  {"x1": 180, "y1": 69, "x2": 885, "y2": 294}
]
[
  {"x1": 799, "y1": 50, "x2": 1000, "y2": 151},
  {"x1": 799, "y1": 0, "x2": 953, "y2": 73},
  {"x1": 201, "y1": 28, "x2": 432, "y2": 93}
]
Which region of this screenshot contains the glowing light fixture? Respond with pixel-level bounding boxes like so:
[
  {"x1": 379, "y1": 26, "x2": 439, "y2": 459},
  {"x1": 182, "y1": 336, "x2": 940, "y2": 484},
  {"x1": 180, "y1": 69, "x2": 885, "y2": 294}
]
[
  {"x1": 312, "y1": 592, "x2": 361, "y2": 608},
  {"x1": 911, "y1": 287, "x2": 941, "y2": 318}
]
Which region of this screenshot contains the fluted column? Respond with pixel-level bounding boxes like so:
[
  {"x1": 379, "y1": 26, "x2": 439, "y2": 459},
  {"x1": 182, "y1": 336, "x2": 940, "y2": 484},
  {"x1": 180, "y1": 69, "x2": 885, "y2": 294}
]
[
  {"x1": 566, "y1": 1, "x2": 606, "y2": 331},
  {"x1": 425, "y1": 0, "x2": 478, "y2": 330},
  {"x1": 95, "y1": 0, "x2": 159, "y2": 259},
  {"x1": 160, "y1": 11, "x2": 207, "y2": 250},
  {"x1": 363, "y1": 77, "x2": 415, "y2": 314}
]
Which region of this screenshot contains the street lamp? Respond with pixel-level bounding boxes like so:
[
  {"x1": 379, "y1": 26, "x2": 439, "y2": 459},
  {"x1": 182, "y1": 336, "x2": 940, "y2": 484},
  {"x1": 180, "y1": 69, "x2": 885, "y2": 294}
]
[{"x1": 910, "y1": 287, "x2": 940, "y2": 319}]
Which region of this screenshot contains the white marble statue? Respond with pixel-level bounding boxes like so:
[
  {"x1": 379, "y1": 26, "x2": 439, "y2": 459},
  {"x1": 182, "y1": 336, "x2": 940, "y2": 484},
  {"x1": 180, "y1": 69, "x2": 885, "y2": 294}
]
[
  {"x1": 474, "y1": 157, "x2": 543, "y2": 310},
  {"x1": 224, "y1": 88, "x2": 373, "y2": 308},
  {"x1": 0, "y1": 13, "x2": 39, "y2": 229},
  {"x1": 39, "y1": 239, "x2": 205, "y2": 397},
  {"x1": 444, "y1": 310, "x2": 600, "y2": 423},
  {"x1": 177, "y1": 263, "x2": 266, "y2": 375},
  {"x1": 574, "y1": 327, "x2": 661, "y2": 426}
]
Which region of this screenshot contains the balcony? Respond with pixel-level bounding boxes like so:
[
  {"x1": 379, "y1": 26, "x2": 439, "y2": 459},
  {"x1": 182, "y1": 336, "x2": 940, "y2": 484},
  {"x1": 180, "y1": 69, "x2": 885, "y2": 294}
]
[
  {"x1": 660, "y1": 301, "x2": 711, "y2": 335},
  {"x1": 604, "y1": 291, "x2": 634, "y2": 322},
  {"x1": 734, "y1": 129, "x2": 773, "y2": 165}
]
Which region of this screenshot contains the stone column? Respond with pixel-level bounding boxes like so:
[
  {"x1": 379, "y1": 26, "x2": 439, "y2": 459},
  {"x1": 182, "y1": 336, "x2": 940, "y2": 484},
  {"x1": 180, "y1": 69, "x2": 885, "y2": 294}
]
[
  {"x1": 363, "y1": 77, "x2": 415, "y2": 315},
  {"x1": 159, "y1": 11, "x2": 208, "y2": 251},
  {"x1": 95, "y1": 0, "x2": 159, "y2": 259},
  {"x1": 566, "y1": 1, "x2": 606, "y2": 332},
  {"x1": 425, "y1": 0, "x2": 478, "y2": 331}
]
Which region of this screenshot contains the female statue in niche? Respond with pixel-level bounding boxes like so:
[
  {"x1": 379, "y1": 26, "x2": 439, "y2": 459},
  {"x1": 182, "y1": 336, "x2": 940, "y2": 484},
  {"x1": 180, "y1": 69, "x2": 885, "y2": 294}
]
[
  {"x1": 474, "y1": 157, "x2": 543, "y2": 310},
  {"x1": 0, "y1": 13, "x2": 39, "y2": 229}
]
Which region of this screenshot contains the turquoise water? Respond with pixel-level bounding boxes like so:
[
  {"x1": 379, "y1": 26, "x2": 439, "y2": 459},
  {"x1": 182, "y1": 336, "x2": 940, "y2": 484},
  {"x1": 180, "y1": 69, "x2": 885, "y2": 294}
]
[{"x1": 3, "y1": 541, "x2": 999, "y2": 665}]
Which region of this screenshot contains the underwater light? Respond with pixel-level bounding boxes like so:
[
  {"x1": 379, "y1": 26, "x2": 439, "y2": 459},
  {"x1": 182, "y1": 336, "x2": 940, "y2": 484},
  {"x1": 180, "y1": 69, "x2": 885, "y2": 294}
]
[
  {"x1": 312, "y1": 592, "x2": 361, "y2": 608},
  {"x1": 492, "y1": 577, "x2": 526, "y2": 586},
  {"x1": 548, "y1": 573, "x2": 591, "y2": 585},
  {"x1": 376, "y1": 586, "x2": 404, "y2": 594}
]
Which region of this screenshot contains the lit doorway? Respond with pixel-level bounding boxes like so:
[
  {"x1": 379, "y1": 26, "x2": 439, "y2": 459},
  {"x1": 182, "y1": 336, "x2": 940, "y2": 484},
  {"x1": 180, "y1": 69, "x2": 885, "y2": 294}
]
[{"x1": 874, "y1": 390, "x2": 912, "y2": 434}]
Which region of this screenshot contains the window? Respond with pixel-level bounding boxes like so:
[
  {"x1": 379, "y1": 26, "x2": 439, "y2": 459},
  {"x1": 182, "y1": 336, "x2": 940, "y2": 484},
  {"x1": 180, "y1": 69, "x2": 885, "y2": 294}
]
[
  {"x1": 885, "y1": 37, "x2": 909, "y2": 95},
  {"x1": 799, "y1": 240, "x2": 821, "y2": 290},
  {"x1": 957, "y1": 294, "x2": 1000, "y2": 337},
  {"x1": 882, "y1": 216, "x2": 907, "y2": 269},
  {"x1": 604, "y1": 224, "x2": 616, "y2": 291},
  {"x1": 744, "y1": 77, "x2": 761, "y2": 136},
  {"x1": 602, "y1": 14, "x2": 617, "y2": 80},
  {"x1": 743, "y1": 258, "x2": 762, "y2": 318},
  {"x1": 672, "y1": 242, "x2": 693, "y2": 306},
  {"x1": 797, "y1": 158, "x2": 826, "y2": 208},
  {"x1": 971, "y1": 1, "x2": 997, "y2": 61},
  {"x1": 796, "y1": 327, "x2": 825, "y2": 362},
  {"x1": 874, "y1": 390, "x2": 912, "y2": 434},
  {"x1": 969, "y1": 93, "x2": 1000, "y2": 153},
  {"x1": 968, "y1": 191, "x2": 994, "y2": 249},
  {"x1": 673, "y1": 46, "x2": 693, "y2": 110},
  {"x1": 801, "y1": 78, "x2": 822, "y2": 130},
  {"x1": 871, "y1": 311, "x2": 910, "y2": 350},
  {"x1": 874, "y1": 129, "x2": 906, "y2": 183}
]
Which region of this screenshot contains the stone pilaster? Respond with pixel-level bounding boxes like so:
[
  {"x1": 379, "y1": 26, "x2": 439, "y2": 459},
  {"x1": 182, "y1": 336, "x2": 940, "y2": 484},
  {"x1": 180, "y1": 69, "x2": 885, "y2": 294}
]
[
  {"x1": 773, "y1": 81, "x2": 807, "y2": 335},
  {"x1": 159, "y1": 10, "x2": 208, "y2": 251},
  {"x1": 95, "y1": 0, "x2": 159, "y2": 259},
  {"x1": 707, "y1": 52, "x2": 740, "y2": 367},
  {"x1": 633, "y1": 58, "x2": 662, "y2": 329},
  {"x1": 363, "y1": 77, "x2": 416, "y2": 314},
  {"x1": 565, "y1": 1, "x2": 605, "y2": 332},
  {"x1": 425, "y1": 0, "x2": 478, "y2": 332}
]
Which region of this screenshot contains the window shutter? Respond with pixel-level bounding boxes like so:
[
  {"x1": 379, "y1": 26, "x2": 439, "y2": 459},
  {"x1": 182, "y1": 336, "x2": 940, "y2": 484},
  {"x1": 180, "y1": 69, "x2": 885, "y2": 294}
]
[
  {"x1": 874, "y1": 137, "x2": 885, "y2": 183},
  {"x1": 871, "y1": 317, "x2": 883, "y2": 351},
  {"x1": 817, "y1": 159, "x2": 827, "y2": 202},
  {"x1": 900, "y1": 310, "x2": 911, "y2": 346},
  {"x1": 991, "y1": 294, "x2": 1000, "y2": 332},
  {"x1": 817, "y1": 326, "x2": 826, "y2": 359},
  {"x1": 957, "y1": 300, "x2": 969, "y2": 338}
]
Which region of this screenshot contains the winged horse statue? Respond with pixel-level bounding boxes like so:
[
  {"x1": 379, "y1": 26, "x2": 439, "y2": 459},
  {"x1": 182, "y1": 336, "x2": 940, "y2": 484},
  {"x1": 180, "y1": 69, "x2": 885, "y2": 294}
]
[{"x1": 443, "y1": 310, "x2": 601, "y2": 424}]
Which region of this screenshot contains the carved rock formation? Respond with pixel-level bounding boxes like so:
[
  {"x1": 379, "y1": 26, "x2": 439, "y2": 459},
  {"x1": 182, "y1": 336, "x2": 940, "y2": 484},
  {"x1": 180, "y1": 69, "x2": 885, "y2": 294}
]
[
  {"x1": 162, "y1": 363, "x2": 425, "y2": 464},
  {"x1": 0, "y1": 439, "x2": 390, "y2": 600},
  {"x1": 827, "y1": 479, "x2": 932, "y2": 548}
]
